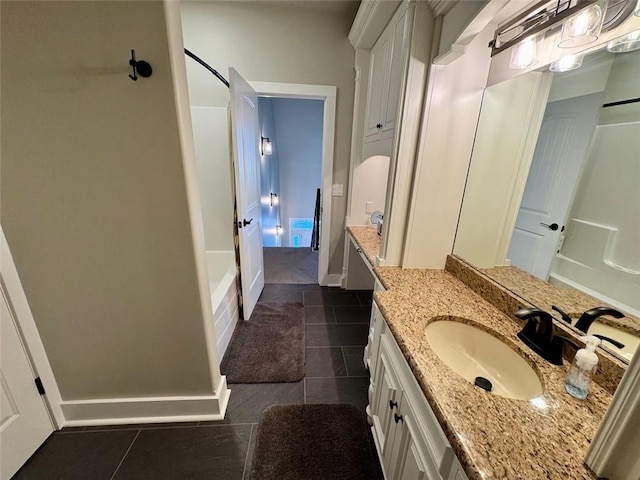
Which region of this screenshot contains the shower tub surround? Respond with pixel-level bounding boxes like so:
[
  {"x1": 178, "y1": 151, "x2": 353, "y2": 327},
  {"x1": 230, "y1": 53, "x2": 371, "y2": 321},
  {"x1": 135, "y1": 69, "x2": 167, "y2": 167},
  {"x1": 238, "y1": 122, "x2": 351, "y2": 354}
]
[
  {"x1": 346, "y1": 228, "x2": 619, "y2": 479},
  {"x1": 206, "y1": 251, "x2": 239, "y2": 358}
]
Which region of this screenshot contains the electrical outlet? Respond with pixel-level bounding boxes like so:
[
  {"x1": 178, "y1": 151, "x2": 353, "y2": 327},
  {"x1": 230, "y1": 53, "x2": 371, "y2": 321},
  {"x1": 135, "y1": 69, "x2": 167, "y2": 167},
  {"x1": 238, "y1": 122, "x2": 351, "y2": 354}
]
[
  {"x1": 331, "y1": 184, "x2": 344, "y2": 196},
  {"x1": 365, "y1": 201, "x2": 373, "y2": 213}
]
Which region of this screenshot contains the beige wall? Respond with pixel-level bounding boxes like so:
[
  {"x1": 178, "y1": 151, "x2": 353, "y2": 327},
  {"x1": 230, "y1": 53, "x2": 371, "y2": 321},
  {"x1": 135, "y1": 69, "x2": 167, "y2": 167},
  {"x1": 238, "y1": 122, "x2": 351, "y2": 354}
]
[
  {"x1": 180, "y1": 1, "x2": 356, "y2": 273},
  {"x1": 1, "y1": 1, "x2": 214, "y2": 399}
]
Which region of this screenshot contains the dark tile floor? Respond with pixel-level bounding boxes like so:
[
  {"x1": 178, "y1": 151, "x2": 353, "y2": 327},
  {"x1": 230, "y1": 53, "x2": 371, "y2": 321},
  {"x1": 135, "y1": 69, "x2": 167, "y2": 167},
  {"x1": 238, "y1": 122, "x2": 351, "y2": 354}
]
[{"x1": 13, "y1": 285, "x2": 374, "y2": 480}]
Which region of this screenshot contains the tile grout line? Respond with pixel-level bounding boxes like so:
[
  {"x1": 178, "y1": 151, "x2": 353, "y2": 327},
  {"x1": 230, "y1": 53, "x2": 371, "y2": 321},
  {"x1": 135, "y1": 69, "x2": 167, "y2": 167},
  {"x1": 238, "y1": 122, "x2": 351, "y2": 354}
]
[
  {"x1": 84, "y1": 424, "x2": 198, "y2": 432},
  {"x1": 241, "y1": 423, "x2": 254, "y2": 480},
  {"x1": 340, "y1": 346, "x2": 350, "y2": 376},
  {"x1": 330, "y1": 305, "x2": 337, "y2": 323},
  {"x1": 109, "y1": 429, "x2": 141, "y2": 480},
  {"x1": 198, "y1": 422, "x2": 256, "y2": 428}
]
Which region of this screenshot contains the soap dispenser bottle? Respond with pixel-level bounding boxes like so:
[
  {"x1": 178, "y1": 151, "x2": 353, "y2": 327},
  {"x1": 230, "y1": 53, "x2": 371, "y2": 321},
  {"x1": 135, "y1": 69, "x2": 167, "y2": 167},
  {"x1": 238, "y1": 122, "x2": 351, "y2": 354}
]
[{"x1": 565, "y1": 335, "x2": 601, "y2": 400}]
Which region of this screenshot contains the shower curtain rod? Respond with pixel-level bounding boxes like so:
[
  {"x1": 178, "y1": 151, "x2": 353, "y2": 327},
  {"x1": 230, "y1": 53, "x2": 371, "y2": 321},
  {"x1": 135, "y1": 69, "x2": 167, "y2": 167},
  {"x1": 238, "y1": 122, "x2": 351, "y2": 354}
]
[
  {"x1": 184, "y1": 48, "x2": 230, "y2": 89},
  {"x1": 603, "y1": 97, "x2": 640, "y2": 108}
]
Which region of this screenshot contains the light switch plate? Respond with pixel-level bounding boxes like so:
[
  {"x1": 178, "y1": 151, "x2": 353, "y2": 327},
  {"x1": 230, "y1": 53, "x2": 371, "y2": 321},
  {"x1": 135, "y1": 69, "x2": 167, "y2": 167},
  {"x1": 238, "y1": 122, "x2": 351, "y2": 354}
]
[
  {"x1": 365, "y1": 201, "x2": 373, "y2": 213},
  {"x1": 331, "y1": 184, "x2": 344, "y2": 196}
]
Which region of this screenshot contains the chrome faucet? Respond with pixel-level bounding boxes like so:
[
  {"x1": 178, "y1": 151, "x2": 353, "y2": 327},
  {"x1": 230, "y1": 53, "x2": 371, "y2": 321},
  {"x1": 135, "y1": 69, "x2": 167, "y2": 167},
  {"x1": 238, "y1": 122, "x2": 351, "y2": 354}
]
[{"x1": 514, "y1": 308, "x2": 579, "y2": 365}]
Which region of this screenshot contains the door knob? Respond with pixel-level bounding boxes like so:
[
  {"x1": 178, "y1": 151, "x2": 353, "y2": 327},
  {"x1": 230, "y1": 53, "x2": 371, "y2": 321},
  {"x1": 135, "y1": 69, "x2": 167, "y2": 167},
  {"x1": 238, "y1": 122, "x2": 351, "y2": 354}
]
[
  {"x1": 540, "y1": 222, "x2": 559, "y2": 231},
  {"x1": 243, "y1": 218, "x2": 253, "y2": 227}
]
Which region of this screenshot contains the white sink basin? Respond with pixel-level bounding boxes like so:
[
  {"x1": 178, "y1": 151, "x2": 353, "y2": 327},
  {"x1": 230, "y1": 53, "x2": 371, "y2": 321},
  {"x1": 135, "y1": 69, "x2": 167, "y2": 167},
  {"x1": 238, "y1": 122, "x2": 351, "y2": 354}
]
[{"x1": 425, "y1": 320, "x2": 544, "y2": 400}]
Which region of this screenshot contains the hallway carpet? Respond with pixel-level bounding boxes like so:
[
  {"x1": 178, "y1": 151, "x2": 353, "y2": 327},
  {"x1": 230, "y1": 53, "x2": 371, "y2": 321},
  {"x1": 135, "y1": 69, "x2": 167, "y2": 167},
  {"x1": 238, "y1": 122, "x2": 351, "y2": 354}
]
[
  {"x1": 250, "y1": 404, "x2": 381, "y2": 480},
  {"x1": 263, "y1": 247, "x2": 318, "y2": 284},
  {"x1": 221, "y1": 302, "x2": 305, "y2": 383}
]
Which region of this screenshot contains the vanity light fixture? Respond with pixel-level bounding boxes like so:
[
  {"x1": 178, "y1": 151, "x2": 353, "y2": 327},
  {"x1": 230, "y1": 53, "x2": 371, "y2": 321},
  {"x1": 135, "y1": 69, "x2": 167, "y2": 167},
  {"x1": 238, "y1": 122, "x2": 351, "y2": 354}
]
[
  {"x1": 510, "y1": 33, "x2": 544, "y2": 69},
  {"x1": 270, "y1": 192, "x2": 278, "y2": 207},
  {"x1": 550, "y1": 53, "x2": 585, "y2": 71},
  {"x1": 492, "y1": 0, "x2": 614, "y2": 62},
  {"x1": 260, "y1": 136, "x2": 273, "y2": 156},
  {"x1": 489, "y1": 0, "x2": 606, "y2": 56},
  {"x1": 558, "y1": 0, "x2": 608, "y2": 48},
  {"x1": 607, "y1": 29, "x2": 640, "y2": 52}
]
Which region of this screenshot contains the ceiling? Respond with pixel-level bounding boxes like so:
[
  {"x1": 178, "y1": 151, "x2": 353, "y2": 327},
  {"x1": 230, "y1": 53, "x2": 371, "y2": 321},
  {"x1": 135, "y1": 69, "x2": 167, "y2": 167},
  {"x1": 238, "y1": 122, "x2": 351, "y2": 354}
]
[{"x1": 212, "y1": 0, "x2": 362, "y2": 19}]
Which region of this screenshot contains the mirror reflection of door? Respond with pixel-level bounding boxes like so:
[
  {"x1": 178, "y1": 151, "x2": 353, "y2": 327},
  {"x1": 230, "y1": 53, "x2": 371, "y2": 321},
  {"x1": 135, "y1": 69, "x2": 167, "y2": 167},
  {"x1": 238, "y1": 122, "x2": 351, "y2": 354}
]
[{"x1": 508, "y1": 93, "x2": 603, "y2": 280}]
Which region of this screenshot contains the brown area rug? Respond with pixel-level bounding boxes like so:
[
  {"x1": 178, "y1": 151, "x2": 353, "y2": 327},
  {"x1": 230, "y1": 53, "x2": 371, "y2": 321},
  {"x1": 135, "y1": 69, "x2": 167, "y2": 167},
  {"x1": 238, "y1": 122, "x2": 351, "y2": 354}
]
[
  {"x1": 221, "y1": 302, "x2": 305, "y2": 383},
  {"x1": 251, "y1": 404, "x2": 381, "y2": 480}
]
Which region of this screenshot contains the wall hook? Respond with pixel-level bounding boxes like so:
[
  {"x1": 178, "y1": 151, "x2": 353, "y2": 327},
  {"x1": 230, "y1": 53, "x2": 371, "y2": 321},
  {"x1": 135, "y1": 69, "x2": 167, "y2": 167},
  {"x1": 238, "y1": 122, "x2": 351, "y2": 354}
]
[{"x1": 129, "y1": 49, "x2": 152, "y2": 81}]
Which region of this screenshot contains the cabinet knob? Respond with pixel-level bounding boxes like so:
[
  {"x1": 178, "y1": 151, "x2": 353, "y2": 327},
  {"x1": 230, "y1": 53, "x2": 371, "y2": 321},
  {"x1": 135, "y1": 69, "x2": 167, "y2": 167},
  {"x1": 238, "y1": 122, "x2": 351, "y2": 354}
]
[
  {"x1": 356, "y1": 247, "x2": 363, "y2": 253},
  {"x1": 389, "y1": 400, "x2": 398, "y2": 410},
  {"x1": 394, "y1": 413, "x2": 403, "y2": 423},
  {"x1": 376, "y1": 123, "x2": 382, "y2": 129}
]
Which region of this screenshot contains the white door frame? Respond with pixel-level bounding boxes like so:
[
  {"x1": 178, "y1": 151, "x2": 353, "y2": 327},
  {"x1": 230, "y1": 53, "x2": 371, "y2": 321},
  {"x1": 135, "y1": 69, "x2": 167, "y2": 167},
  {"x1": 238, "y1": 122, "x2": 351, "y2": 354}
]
[
  {"x1": 1, "y1": 227, "x2": 64, "y2": 429},
  {"x1": 249, "y1": 82, "x2": 338, "y2": 286}
]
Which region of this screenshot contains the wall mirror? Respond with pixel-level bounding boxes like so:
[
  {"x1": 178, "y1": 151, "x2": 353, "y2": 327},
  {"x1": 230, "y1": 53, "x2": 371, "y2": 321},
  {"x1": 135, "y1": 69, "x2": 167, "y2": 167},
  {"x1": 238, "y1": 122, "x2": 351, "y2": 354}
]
[{"x1": 453, "y1": 19, "x2": 640, "y2": 364}]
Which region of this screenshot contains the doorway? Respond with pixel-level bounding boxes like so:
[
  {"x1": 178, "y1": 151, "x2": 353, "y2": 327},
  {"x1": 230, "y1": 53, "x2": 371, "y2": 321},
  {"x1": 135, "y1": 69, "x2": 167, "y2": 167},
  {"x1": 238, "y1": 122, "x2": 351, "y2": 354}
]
[
  {"x1": 258, "y1": 96, "x2": 323, "y2": 284},
  {"x1": 250, "y1": 82, "x2": 337, "y2": 287}
]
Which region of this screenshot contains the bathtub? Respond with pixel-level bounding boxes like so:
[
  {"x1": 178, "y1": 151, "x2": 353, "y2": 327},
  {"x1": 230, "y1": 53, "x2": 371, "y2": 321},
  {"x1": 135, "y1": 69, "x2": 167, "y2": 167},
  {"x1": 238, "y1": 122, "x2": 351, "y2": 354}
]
[{"x1": 205, "y1": 251, "x2": 238, "y2": 358}]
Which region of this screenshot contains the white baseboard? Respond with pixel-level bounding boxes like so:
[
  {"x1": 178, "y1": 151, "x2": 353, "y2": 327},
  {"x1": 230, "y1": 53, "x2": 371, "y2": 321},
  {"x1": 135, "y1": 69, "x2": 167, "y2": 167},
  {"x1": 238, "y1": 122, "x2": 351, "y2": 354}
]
[
  {"x1": 322, "y1": 273, "x2": 343, "y2": 287},
  {"x1": 62, "y1": 376, "x2": 231, "y2": 427}
]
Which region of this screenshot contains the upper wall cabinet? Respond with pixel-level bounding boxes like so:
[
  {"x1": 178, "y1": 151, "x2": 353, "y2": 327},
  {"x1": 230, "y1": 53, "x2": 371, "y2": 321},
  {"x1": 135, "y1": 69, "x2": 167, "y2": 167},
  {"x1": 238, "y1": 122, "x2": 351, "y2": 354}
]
[{"x1": 363, "y1": 6, "x2": 410, "y2": 156}]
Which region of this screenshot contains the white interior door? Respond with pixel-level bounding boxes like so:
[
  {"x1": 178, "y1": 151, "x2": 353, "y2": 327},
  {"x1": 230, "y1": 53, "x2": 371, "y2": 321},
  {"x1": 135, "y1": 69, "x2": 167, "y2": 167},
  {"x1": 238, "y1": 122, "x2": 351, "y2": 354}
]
[
  {"x1": 229, "y1": 68, "x2": 264, "y2": 319},
  {"x1": 508, "y1": 93, "x2": 603, "y2": 280},
  {"x1": 1, "y1": 285, "x2": 53, "y2": 479}
]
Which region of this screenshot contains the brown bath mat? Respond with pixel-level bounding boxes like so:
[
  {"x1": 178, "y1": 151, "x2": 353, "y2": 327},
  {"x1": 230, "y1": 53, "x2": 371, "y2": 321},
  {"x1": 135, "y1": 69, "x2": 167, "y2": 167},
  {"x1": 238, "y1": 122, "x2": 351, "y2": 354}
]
[
  {"x1": 250, "y1": 404, "x2": 382, "y2": 480},
  {"x1": 221, "y1": 302, "x2": 305, "y2": 383}
]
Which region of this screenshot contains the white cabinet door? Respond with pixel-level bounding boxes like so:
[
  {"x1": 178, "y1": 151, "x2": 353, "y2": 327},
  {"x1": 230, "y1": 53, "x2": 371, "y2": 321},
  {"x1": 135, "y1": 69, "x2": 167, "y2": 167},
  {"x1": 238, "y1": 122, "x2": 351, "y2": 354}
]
[
  {"x1": 446, "y1": 458, "x2": 469, "y2": 480},
  {"x1": 364, "y1": 5, "x2": 410, "y2": 144},
  {"x1": 381, "y1": 9, "x2": 409, "y2": 135},
  {"x1": 371, "y1": 333, "x2": 402, "y2": 469},
  {"x1": 372, "y1": 323, "x2": 470, "y2": 480},
  {"x1": 389, "y1": 395, "x2": 440, "y2": 480},
  {"x1": 368, "y1": 303, "x2": 385, "y2": 377},
  {"x1": 1, "y1": 287, "x2": 53, "y2": 479},
  {"x1": 365, "y1": 34, "x2": 390, "y2": 138}
]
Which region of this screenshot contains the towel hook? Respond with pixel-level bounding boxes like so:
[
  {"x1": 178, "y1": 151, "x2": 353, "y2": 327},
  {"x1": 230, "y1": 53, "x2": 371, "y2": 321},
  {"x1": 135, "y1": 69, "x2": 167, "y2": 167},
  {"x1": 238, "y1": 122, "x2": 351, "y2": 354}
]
[{"x1": 129, "y1": 49, "x2": 152, "y2": 81}]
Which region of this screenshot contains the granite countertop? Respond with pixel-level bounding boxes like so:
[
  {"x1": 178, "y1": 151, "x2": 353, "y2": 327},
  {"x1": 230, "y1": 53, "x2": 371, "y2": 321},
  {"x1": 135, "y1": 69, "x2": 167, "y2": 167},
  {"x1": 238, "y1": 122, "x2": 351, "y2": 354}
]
[
  {"x1": 482, "y1": 265, "x2": 640, "y2": 336},
  {"x1": 346, "y1": 225, "x2": 380, "y2": 267},
  {"x1": 371, "y1": 267, "x2": 612, "y2": 480}
]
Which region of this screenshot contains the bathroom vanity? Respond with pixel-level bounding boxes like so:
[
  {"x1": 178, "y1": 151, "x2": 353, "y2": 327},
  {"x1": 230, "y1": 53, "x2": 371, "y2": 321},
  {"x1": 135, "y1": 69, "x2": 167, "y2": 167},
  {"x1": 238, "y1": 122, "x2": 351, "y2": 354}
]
[{"x1": 349, "y1": 227, "x2": 615, "y2": 480}]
